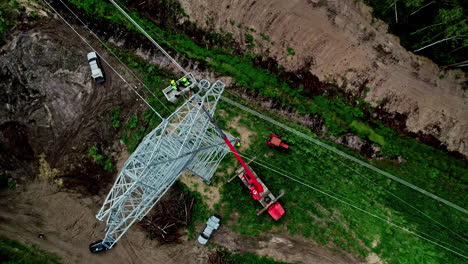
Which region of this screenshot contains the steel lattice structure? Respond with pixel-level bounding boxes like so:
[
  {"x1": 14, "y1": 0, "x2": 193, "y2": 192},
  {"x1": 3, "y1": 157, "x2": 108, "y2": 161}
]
[{"x1": 94, "y1": 80, "x2": 233, "y2": 248}]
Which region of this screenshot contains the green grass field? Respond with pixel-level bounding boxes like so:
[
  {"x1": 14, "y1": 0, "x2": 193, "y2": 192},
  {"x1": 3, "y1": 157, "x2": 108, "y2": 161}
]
[
  {"x1": 0, "y1": 237, "x2": 60, "y2": 264},
  {"x1": 212, "y1": 95, "x2": 466, "y2": 263},
  {"x1": 57, "y1": 1, "x2": 468, "y2": 263},
  {"x1": 106, "y1": 32, "x2": 467, "y2": 264}
]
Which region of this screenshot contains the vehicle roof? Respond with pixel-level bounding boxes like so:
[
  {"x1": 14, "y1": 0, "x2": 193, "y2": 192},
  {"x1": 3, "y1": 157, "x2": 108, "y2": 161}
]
[
  {"x1": 267, "y1": 202, "x2": 285, "y2": 220},
  {"x1": 87, "y1": 52, "x2": 98, "y2": 60},
  {"x1": 270, "y1": 137, "x2": 282, "y2": 146}
]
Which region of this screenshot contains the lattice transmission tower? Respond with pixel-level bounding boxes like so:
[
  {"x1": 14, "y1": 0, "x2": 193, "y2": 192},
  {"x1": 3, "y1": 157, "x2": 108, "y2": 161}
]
[{"x1": 90, "y1": 79, "x2": 234, "y2": 251}]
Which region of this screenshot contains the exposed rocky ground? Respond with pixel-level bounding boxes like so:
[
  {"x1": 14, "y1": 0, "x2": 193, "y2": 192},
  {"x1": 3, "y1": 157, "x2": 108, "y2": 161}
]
[{"x1": 180, "y1": 0, "x2": 467, "y2": 157}]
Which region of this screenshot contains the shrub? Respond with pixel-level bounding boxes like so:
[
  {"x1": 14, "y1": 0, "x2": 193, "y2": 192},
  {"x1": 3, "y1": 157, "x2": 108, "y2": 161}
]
[{"x1": 287, "y1": 47, "x2": 295, "y2": 56}]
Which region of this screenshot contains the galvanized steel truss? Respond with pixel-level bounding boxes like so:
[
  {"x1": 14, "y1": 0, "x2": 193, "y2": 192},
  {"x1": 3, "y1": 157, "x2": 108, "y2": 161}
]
[{"x1": 95, "y1": 80, "x2": 232, "y2": 248}]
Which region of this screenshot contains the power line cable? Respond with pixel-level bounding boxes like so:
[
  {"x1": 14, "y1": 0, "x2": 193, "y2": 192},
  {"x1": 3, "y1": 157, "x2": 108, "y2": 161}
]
[
  {"x1": 236, "y1": 151, "x2": 467, "y2": 253},
  {"x1": 109, "y1": 0, "x2": 188, "y2": 75},
  {"x1": 109, "y1": 0, "x2": 194, "y2": 103},
  {"x1": 220, "y1": 96, "x2": 468, "y2": 215},
  {"x1": 329, "y1": 150, "x2": 467, "y2": 243},
  {"x1": 103, "y1": 0, "x2": 466, "y2": 237},
  {"x1": 105, "y1": 0, "x2": 466, "y2": 215},
  {"x1": 259, "y1": 127, "x2": 466, "y2": 242},
  {"x1": 41, "y1": 0, "x2": 164, "y2": 120},
  {"x1": 85, "y1": 0, "x2": 468, "y2": 235},
  {"x1": 115, "y1": 0, "x2": 458, "y2": 123},
  {"x1": 112, "y1": 0, "x2": 189, "y2": 66},
  {"x1": 235, "y1": 152, "x2": 467, "y2": 258},
  {"x1": 56, "y1": 0, "x2": 171, "y2": 114}
]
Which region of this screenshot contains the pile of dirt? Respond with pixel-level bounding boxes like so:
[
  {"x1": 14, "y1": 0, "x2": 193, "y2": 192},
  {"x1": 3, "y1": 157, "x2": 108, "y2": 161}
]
[{"x1": 179, "y1": 0, "x2": 467, "y2": 157}]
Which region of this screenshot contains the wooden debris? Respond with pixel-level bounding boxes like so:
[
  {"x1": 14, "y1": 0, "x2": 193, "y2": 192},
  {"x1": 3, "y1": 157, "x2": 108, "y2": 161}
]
[{"x1": 139, "y1": 192, "x2": 194, "y2": 244}]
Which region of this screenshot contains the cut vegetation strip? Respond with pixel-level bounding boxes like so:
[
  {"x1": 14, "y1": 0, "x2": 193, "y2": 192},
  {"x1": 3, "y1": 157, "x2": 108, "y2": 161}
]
[{"x1": 220, "y1": 96, "x2": 468, "y2": 214}]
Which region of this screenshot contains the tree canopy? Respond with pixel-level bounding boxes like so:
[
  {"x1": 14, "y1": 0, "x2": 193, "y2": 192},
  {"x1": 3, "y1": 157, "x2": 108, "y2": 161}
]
[{"x1": 365, "y1": 0, "x2": 467, "y2": 67}]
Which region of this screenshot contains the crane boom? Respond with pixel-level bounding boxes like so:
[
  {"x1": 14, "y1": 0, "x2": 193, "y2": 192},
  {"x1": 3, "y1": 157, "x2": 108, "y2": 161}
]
[
  {"x1": 201, "y1": 105, "x2": 285, "y2": 220},
  {"x1": 202, "y1": 105, "x2": 264, "y2": 198}
]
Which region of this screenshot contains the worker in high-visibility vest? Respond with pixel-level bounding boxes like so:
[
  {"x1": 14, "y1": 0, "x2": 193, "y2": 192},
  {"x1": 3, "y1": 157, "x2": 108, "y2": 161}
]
[
  {"x1": 171, "y1": 80, "x2": 177, "y2": 90},
  {"x1": 182, "y1": 77, "x2": 191, "y2": 87},
  {"x1": 235, "y1": 141, "x2": 241, "y2": 147},
  {"x1": 170, "y1": 80, "x2": 177, "y2": 90}
]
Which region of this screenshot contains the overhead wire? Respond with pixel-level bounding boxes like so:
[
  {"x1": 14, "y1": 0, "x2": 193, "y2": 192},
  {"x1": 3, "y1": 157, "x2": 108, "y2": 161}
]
[
  {"x1": 220, "y1": 96, "x2": 468, "y2": 215},
  {"x1": 41, "y1": 0, "x2": 164, "y2": 120},
  {"x1": 109, "y1": 0, "x2": 194, "y2": 103},
  {"x1": 102, "y1": 0, "x2": 467, "y2": 254},
  {"x1": 113, "y1": 0, "x2": 457, "y2": 120},
  {"x1": 109, "y1": 0, "x2": 188, "y2": 76},
  {"x1": 45, "y1": 0, "x2": 467, "y2": 256},
  {"x1": 258, "y1": 124, "x2": 467, "y2": 243},
  {"x1": 236, "y1": 151, "x2": 467, "y2": 254},
  {"x1": 55, "y1": 0, "x2": 171, "y2": 115},
  {"x1": 102, "y1": 0, "x2": 466, "y2": 217},
  {"x1": 328, "y1": 150, "x2": 467, "y2": 243},
  {"x1": 235, "y1": 152, "x2": 468, "y2": 259},
  {"x1": 112, "y1": 0, "x2": 188, "y2": 68}
]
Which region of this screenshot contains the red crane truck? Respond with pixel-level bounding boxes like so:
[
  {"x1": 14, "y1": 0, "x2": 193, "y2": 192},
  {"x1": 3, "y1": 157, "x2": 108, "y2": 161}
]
[{"x1": 202, "y1": 106, "x2": 285, "y2": 220}]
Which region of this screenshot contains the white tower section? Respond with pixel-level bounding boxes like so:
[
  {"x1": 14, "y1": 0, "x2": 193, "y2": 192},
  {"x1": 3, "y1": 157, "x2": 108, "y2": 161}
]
[{"x1": 94, "y1": 80, "x2": 233, "y2": 248}]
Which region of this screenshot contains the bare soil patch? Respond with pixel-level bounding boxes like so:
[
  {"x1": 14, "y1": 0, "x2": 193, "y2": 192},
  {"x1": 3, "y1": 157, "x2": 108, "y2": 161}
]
[
  {"x1": 179, "y1": 172, "x2": 221, "y2": 209},
  {"x1": 213, "y1": 227, "x2": 361, "y2": 264},
  {"x1": 227, "y1": 116, "x2": 257, "y2": 151},
  {"x1": 0, "y1": 182, "x2": 210, "y2": 264},
  {"x1": 366, "y1": 253, "x2": 384, "y2": 264}
]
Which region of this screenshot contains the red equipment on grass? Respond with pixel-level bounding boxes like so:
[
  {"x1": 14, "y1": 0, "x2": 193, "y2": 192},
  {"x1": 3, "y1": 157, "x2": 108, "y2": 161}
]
[
  {"x1": 202, "y1": 106, "x2": 285, "y2": 220},
  {"x1": 266, "y1": 134, "x2": 289, "y2": 150}
]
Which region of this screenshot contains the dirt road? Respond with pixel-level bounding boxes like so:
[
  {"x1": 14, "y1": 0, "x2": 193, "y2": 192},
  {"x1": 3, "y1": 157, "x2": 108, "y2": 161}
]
[
  {"x1": 0, "y1": 179, "x2": 368, "y2": 264},
  {"x1": 0, "y1": 182, "x2": 212, "y2": 264}
]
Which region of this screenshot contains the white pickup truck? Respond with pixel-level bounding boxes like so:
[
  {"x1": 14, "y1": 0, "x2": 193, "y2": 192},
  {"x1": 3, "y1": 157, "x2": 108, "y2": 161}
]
[
  {"x1": 197, "y1": 215, "x2": 220, "y2": 245},
  {"x1": 87, "y1": 52, "x2": 105, "y2": 84}
]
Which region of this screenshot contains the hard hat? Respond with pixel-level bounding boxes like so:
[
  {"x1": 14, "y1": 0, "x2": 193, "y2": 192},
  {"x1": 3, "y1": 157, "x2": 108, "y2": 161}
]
[
  {"x1": 182, "y1": 78, "x2": 187, "y2": 82},
  {"x1": 171, "y1": 80, "x2": 176, "y2": 84}
]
